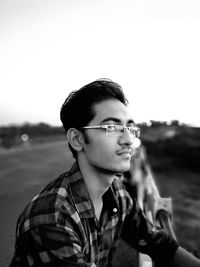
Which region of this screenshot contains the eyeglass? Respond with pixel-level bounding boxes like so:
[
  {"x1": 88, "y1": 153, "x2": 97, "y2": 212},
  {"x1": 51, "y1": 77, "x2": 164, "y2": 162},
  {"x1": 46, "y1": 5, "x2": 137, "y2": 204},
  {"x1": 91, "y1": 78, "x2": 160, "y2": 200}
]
[{"x1": 82, "y1": 124, "x2": 140, "y2": 138}]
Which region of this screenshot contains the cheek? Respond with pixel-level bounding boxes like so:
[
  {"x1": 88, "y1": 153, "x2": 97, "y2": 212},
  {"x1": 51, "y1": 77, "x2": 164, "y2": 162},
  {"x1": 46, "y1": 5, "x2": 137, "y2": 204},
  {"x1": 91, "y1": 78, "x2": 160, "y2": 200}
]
[
  {"x1": 87, "y1": 138, "x2": 116, "y2": 160},
  {"x1": 85, "y1": 138, "x2": 132, "y2": 172}
]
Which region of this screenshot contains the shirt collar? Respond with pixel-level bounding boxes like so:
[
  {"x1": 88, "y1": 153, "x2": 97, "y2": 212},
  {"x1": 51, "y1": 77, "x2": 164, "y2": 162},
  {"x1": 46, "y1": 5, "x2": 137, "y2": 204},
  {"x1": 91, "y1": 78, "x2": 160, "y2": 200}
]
[
  {"x1": 66, "y1": 161, "x2": 120, "y2": 219},
  {"x1": 67, "y1": 162, "x2": 93, "y2": 218}
]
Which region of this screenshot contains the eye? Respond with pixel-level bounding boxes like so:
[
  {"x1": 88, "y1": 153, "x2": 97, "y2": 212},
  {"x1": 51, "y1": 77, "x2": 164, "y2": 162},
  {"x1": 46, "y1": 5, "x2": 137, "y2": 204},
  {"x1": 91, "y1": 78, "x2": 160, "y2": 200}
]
[
  {"x1": 107, "y1": 125, "x2": 117, "y2": 131},
  {"x1": 129, "y1": 127, "x2": 135, "y2": 134},
  {"x1": 130, "y1": 127, "x2": 140, "y2": 137}
]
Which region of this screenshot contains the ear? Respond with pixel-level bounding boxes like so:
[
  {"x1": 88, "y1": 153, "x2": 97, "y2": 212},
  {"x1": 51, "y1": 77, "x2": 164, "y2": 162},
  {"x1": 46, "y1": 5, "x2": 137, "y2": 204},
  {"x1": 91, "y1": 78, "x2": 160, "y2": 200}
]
[{"x1": 66, "y1": 128, "x2": 83, "y2": 152}]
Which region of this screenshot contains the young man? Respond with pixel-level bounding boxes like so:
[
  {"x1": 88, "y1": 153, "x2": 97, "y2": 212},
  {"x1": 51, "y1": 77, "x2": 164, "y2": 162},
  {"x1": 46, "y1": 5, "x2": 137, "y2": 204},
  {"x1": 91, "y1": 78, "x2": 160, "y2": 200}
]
[{"x1": 10, "y1": 79, "x2": 200, "y2": 267}]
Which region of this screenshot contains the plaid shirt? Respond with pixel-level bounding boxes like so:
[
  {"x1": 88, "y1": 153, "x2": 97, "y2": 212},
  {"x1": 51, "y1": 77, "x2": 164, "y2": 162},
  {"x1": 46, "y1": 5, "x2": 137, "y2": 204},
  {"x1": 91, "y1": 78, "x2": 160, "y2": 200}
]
[{"x1": 10, "y1": 162, "x2": 178, "y2": 267}]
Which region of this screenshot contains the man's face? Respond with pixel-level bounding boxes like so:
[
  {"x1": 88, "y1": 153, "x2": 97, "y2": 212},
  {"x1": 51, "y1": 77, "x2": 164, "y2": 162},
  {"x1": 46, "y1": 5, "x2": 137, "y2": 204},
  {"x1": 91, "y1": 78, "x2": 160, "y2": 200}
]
[{"x1": 81, "y1": 99, "x2": 136, "y2": 174}]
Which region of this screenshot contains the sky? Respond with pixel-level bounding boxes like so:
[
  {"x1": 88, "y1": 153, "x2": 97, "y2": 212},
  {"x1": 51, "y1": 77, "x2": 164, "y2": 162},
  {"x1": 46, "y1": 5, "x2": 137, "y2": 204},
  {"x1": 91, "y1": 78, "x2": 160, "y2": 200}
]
[{"x1": 1, "y1": 0, "x2": 200, "y2": 127}]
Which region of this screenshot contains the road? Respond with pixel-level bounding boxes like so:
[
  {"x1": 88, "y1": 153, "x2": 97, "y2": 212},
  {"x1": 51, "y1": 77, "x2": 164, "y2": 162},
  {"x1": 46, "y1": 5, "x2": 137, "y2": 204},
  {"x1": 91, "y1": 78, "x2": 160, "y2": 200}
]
[{"x1": 0, "y1": 140, "x2": 74, "y2": 267}]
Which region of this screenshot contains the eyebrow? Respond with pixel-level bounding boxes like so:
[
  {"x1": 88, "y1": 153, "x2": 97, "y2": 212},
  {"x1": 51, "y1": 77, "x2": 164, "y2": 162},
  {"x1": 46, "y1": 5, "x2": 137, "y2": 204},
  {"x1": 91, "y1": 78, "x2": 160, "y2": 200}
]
[{"x1": 101, "y1": 117, "x2": 135, "y2": 125}]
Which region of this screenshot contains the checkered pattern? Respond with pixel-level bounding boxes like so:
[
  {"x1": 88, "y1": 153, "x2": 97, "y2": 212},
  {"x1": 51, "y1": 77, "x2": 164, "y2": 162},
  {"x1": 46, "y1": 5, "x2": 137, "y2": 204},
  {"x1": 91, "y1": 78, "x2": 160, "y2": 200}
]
[
  {"x1": 10, "y1": 162, "x2": 178, "y2": 267},
  {"x1": 10, "y1": 162, "x2": 132, "y2": 266}
]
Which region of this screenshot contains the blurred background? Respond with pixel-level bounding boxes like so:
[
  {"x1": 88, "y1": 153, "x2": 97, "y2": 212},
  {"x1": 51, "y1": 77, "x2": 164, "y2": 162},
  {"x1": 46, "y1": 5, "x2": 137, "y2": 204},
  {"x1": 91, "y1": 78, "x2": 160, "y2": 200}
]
[
  {"x1": 0, "y1": 122, "x2": 200, "y2": 266},
  {"x1": 0, "y1": 0, "x2": 200, "y2": 266}
]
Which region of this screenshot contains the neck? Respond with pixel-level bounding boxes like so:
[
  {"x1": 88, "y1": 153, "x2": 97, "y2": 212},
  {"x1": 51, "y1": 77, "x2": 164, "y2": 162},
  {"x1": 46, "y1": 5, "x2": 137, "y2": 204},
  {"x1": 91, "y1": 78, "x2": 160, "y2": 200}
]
[{"x1": 77, "y1": 156, "x2": 115, "y2": 218}]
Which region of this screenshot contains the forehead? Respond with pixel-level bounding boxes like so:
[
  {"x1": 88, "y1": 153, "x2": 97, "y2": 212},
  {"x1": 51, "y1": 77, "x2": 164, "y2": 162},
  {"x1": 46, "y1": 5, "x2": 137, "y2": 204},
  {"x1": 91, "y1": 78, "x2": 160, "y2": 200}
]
[{"x1": 91, "y1": 99, "x2": 134, "y2": 124}]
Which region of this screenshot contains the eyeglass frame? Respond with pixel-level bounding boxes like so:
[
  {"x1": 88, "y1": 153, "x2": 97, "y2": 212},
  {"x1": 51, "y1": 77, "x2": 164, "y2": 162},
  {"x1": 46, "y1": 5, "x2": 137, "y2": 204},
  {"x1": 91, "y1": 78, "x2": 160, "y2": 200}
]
[{"x1": 81, "y1": 124, "x2": 140, "y2": 138}]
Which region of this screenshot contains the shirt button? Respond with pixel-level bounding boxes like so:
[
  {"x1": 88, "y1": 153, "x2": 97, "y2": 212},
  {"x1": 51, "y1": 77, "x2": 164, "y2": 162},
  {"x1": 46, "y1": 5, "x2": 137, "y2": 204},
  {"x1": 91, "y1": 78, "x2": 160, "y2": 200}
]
[
  {"x1": 138, "y1": 239, "x2": 147, "y2": 246},
  {"x1": 113, "y1": 207, "x2": 118, "y2": 213}
]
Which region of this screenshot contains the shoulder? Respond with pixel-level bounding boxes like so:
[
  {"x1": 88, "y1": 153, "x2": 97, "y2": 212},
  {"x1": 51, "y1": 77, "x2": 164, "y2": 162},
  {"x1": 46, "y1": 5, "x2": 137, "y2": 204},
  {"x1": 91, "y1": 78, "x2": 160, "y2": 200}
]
[{"x1": 17, "y1": 170, "x2": 74, "y2": 234}]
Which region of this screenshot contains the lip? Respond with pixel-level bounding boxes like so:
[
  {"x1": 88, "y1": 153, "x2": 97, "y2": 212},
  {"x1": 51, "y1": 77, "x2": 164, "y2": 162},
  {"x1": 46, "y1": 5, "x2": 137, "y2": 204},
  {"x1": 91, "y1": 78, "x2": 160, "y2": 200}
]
[{"x1": 117, "y1": 149, "x2": 133, "y2": 156}]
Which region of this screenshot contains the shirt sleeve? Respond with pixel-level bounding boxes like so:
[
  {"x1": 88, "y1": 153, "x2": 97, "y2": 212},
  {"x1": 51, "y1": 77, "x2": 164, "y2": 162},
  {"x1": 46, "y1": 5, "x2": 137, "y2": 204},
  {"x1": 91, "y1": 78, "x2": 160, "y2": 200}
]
[
  {"x1": 121, "y1": 200, "x2": 179, "y2": 267},
  {"x1": 16, "y1": 223, "x2": 94, "y2": 267}
]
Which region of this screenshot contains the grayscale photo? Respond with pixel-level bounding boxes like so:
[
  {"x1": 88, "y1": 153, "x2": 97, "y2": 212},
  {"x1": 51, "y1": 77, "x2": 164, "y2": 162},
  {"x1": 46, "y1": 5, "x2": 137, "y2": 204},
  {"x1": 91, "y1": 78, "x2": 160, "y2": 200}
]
[{"x1": 0, "y1": 1, "x2": 200, "y2": 267}]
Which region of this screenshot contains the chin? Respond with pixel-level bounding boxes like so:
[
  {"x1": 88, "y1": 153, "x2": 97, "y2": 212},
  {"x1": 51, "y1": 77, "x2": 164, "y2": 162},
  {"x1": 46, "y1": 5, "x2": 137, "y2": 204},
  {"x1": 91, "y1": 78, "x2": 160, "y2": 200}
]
[
  {"x1": 116, "y1": 163, "x2": 131, "y2": 173},
  {"x1": 100, "y1": 161, "x2": 131, "y2": 174}
]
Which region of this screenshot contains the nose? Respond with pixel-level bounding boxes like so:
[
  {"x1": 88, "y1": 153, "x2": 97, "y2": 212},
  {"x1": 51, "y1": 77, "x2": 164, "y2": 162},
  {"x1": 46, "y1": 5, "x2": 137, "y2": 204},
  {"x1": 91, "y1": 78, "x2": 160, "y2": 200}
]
[{"x1": 118, "y1": 128, "x2": 134, "y2": 146}]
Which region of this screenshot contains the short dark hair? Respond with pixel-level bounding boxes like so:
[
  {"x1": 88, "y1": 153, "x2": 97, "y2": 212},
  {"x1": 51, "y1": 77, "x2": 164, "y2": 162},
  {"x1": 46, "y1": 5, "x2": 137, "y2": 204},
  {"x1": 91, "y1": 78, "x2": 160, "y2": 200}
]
[{"x1": 60, "y1": 78, "x2": 128, "y2": 157}]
